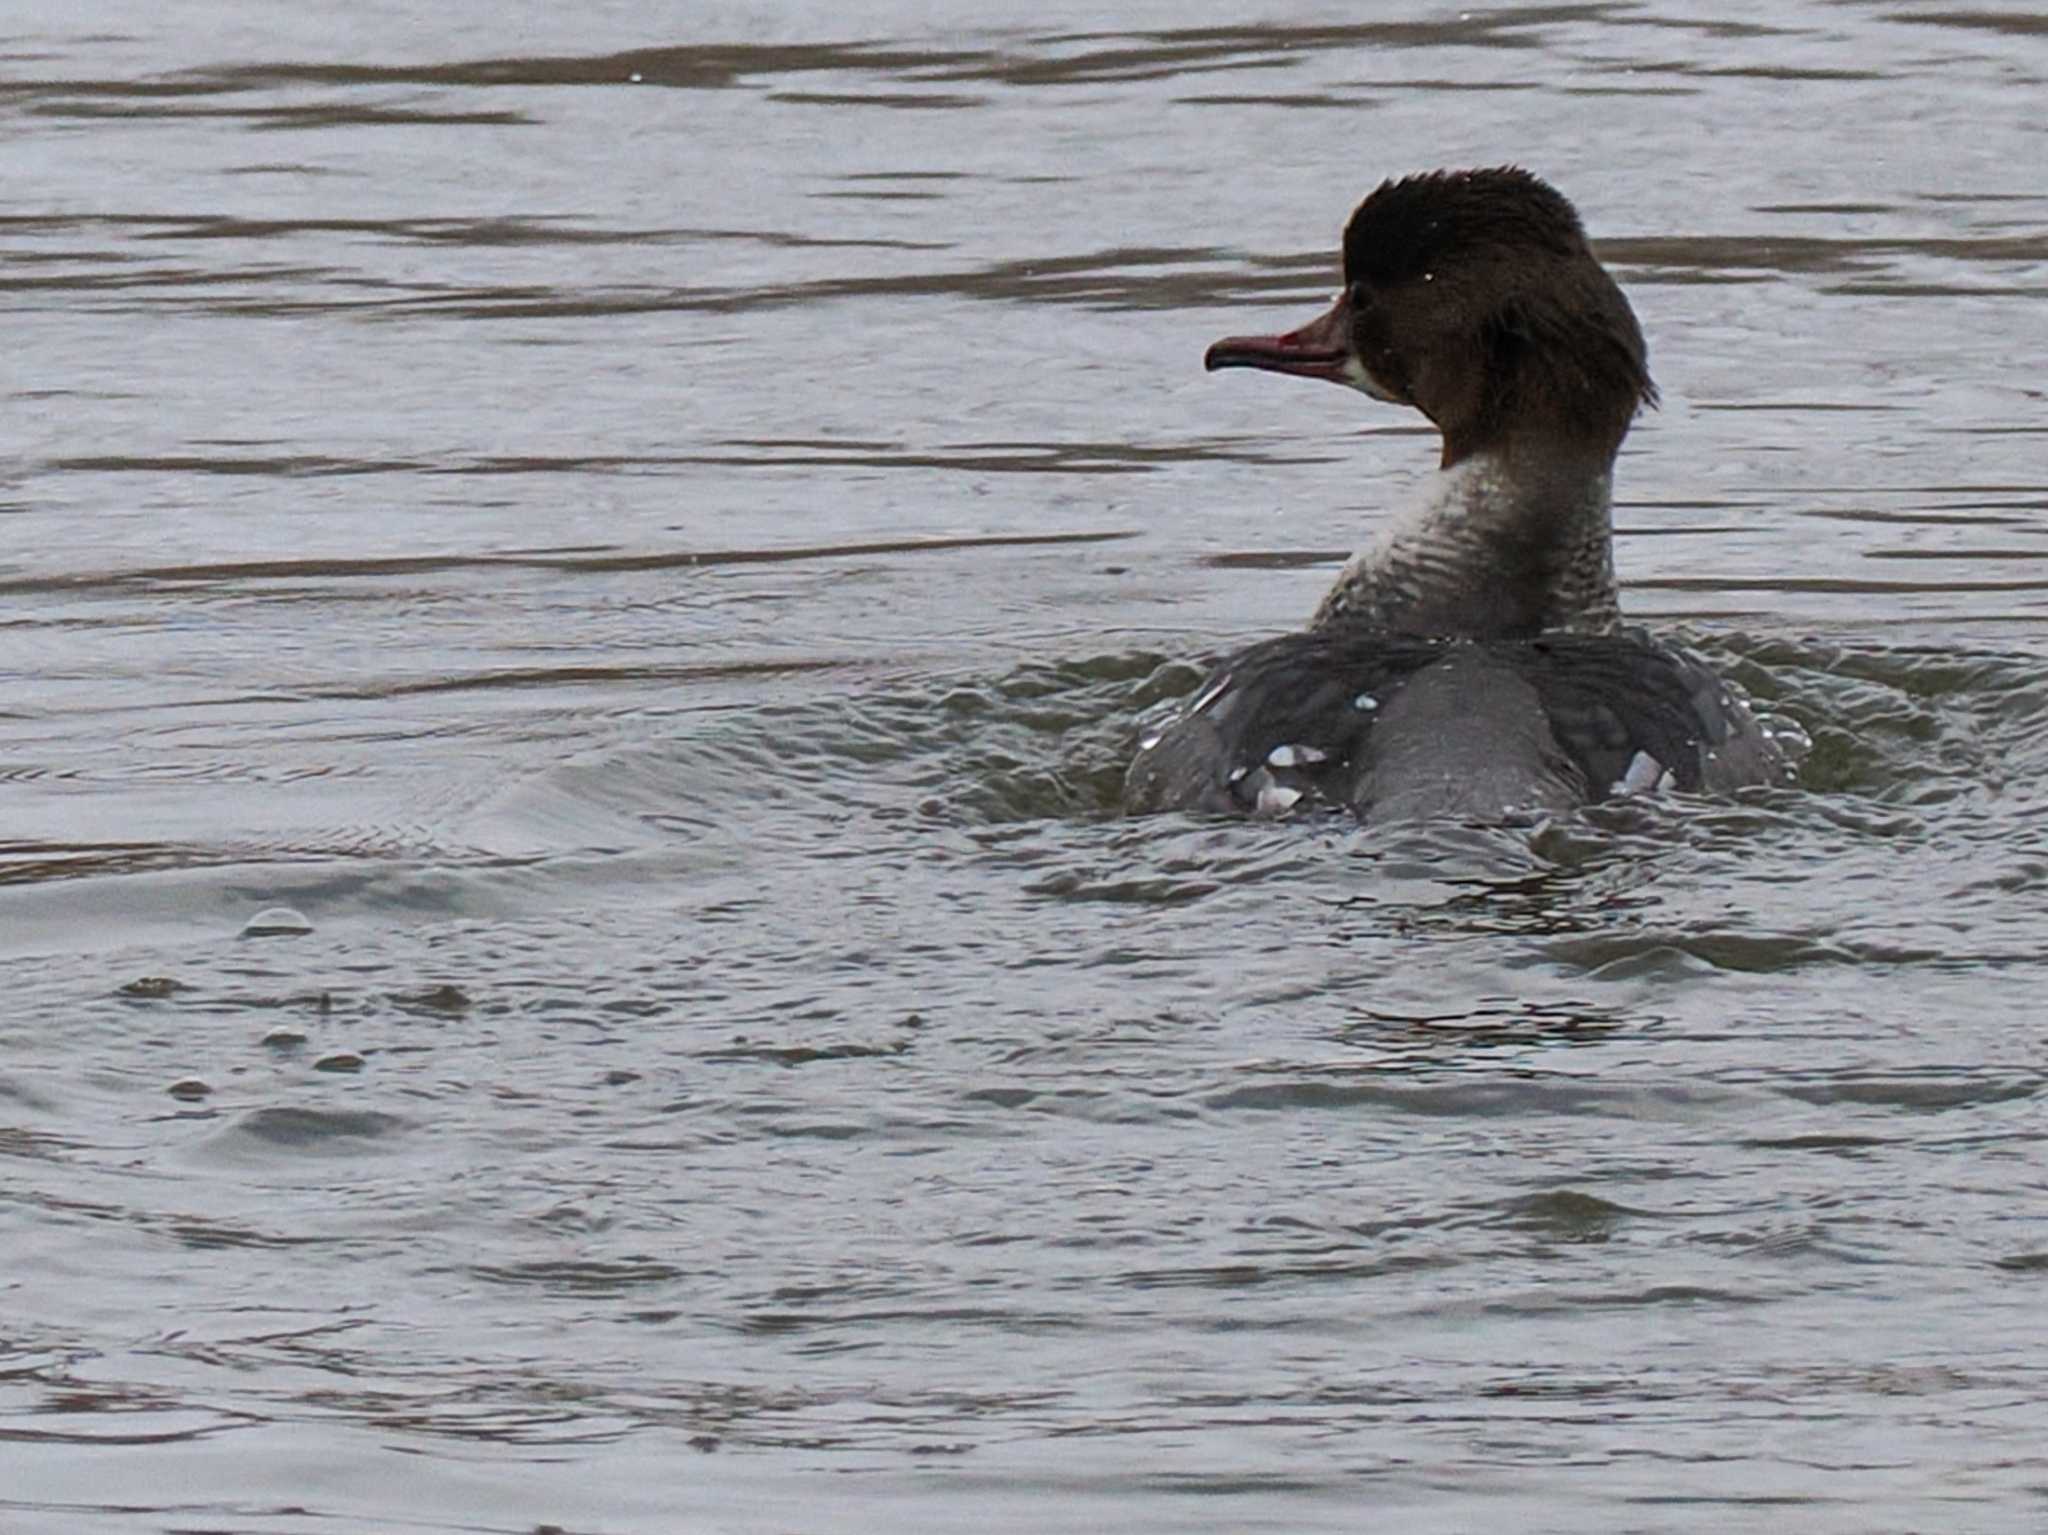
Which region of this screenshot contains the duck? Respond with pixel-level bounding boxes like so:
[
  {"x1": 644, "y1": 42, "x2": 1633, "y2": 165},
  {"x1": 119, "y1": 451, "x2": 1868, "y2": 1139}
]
[{"x1": 1124, "y1": 167, "x2": 1798, "y2": 822}]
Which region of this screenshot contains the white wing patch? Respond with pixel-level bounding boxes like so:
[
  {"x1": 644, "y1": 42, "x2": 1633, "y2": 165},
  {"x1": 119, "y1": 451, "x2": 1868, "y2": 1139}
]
[
  {"x1": 1266, "y1": 743, "x2": 1328, "y2": 769},
  {"x1": 1255, "y1": 784, "x2": 1304, "y2": 816},
  {"x1": 1612, "y1": 748, "x2": 1676, "y2": 796}
]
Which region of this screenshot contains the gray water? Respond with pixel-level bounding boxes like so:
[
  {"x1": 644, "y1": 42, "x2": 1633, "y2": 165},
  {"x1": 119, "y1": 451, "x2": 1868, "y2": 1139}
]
[{"x1": 5, "y1": 3, "x2": 2048, "y2": 1531}]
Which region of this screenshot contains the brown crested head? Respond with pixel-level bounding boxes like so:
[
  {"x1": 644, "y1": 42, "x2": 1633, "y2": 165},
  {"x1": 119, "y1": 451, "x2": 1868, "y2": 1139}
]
[{"x1": 1207, "y1": 167, "x2": 1657, "y2": 466}]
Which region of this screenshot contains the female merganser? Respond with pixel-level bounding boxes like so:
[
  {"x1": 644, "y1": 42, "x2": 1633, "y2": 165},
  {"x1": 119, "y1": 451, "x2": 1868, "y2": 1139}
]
[{"x1": 1125, "y1": 167, "x2": 1796, "y2": 821}]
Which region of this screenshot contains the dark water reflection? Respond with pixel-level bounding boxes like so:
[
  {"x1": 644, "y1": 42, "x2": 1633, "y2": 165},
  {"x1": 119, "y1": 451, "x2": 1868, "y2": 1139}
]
[{"x1": 5, "y1": 4, "x2": 2048, "y2": 1532}]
